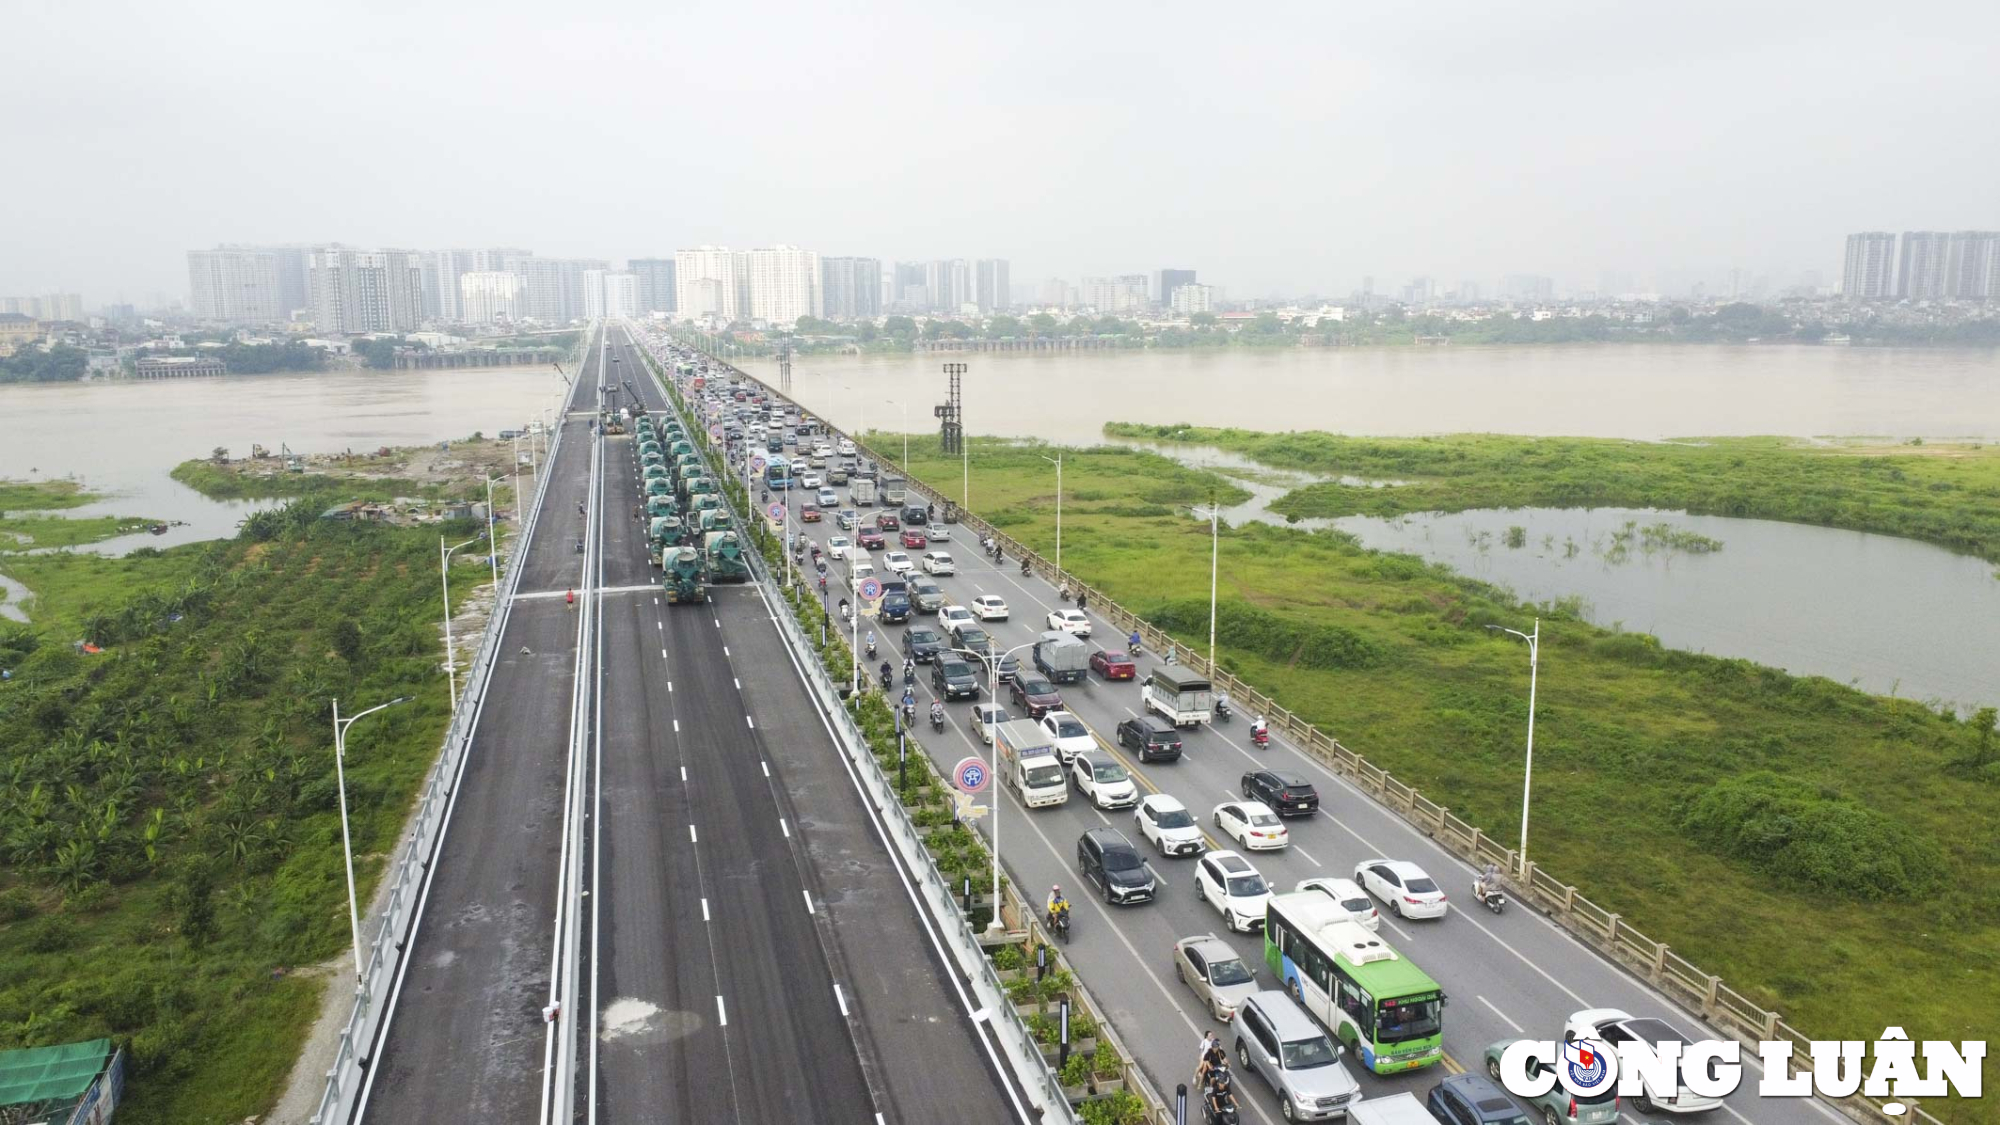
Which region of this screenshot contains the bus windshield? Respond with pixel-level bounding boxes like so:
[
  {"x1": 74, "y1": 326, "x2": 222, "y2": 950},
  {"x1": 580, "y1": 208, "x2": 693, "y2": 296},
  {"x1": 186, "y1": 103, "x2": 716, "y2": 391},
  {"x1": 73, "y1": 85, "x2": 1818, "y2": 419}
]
[{"x1": 1375, "y1": 996, "x2": 1442, "y2": 1043}]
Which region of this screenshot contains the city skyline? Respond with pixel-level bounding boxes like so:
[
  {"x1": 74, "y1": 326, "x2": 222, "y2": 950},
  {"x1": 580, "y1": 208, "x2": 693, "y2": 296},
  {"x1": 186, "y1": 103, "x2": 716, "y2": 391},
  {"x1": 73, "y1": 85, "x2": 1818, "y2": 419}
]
[{"x1": 6, "y1": 1, "x2": 1997, "y2": 305}]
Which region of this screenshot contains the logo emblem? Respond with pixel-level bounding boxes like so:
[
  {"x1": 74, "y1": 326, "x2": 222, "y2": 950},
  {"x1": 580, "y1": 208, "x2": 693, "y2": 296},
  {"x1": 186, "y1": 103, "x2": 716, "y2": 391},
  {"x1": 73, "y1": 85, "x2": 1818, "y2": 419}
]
[{"x1": 1560, "y1": 1038, "x2": 1617, "y2": 1097}]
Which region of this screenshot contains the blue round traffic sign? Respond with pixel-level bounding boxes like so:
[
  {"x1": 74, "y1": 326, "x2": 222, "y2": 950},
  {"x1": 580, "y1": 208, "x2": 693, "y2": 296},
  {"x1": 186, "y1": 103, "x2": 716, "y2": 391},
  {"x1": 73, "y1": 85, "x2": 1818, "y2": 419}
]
[
  {"x1": 955, "y1": 757, "x2": 989, "y2": 793},
  {"x1": 767, "y1": 503, "x2": 786, "y2": 520},
  {"x1": 858, "y1": 578, "x2": 882, "y2": 600},
  {"x1": 751, "y1": 455, "x2": 767, "y2": 472}
]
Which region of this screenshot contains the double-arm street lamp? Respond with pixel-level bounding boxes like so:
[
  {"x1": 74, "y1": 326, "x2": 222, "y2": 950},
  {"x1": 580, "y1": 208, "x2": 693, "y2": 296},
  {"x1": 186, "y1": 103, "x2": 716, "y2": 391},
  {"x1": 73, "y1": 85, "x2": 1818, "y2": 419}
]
[
  {"x1": 1485, "y1": 619, "x2": 1542, "y2": 868},
  {"x1": 331, "y1": 695, "x2": 411, "y2": 978},
  {"x1": 1042, "y1": 452, "x2": 1063, "y2": 573},
  {"x1": 965, "y1": 638, "x2": 1039, "y2": 935}
]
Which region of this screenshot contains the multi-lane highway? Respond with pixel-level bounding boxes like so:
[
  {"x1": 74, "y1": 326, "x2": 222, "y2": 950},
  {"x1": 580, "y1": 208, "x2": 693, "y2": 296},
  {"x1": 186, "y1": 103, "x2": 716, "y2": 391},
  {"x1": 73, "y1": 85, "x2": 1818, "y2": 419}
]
[
  {"x1": 667, "y1": 332, "x2": 1851, "y2": 1125},
  {"x1": 356, "y1": 326, "x2": 1027, "y2": 1125}
]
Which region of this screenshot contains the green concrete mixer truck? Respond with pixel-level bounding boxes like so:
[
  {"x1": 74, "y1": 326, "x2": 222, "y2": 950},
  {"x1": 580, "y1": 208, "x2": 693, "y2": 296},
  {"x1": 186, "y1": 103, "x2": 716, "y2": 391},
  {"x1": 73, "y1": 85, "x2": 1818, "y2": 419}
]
[
  {"x1": 661, "y1": 545, "x2": 707, "y2": 604},
  {"x1": 705, "y1": 530, "x2": 751, "y2": 583}
]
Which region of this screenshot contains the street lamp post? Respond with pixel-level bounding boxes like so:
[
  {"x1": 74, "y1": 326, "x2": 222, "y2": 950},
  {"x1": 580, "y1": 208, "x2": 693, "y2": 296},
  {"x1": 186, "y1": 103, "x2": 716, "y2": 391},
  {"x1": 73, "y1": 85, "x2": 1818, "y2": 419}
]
[
  {"x1": 1195, "y1": 499, "x2": 1219, "y2": 670},
  {"x1": 885, "y1": 399, "x2": 910, "y2": 471},
  {"x1": 484, "y1": 475, "x2": 503, "y2": 589},
  {"x1": 439, "y1": 532, "x2": 486, "y2": 712},
  {"x1": 1041, "y1": 452, "x2": 1063, "y2": 573},
  {"x1": 971, "y1": 639, "x2": 1039, "y2": 934},
  {"x1": 331, "y1": 695, "x2": 411, "y2": 978},
  {"x1": 1485, "y1": 619, "x2": 1542, "y2": 869}
]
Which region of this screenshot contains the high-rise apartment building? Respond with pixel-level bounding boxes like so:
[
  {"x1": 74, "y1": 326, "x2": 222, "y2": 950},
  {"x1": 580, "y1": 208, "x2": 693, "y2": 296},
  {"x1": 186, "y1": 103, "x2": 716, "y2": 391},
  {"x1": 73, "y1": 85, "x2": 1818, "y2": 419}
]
[
  {"x1": 459, "y1": 271, "x2": 521, "y2": 324},
  {"x1": 1155, "y1": 269, "x2": 1197, "y2": 309},
  {"x1": 1841, "y1": 233, "x2": 1897, "y2": 300},
  {"x1": 1944, "y1": 232, "x2": 1999, "y2": 300},
  {"x1": 878, "y1": 261, "x2": 899, "y2": 311},
  {"x1": 974, "y1": 259, "x2": 1010, "y2": 313},
  {"x1": 745, "y1": 246, "x2": 822, "y2": 324},
  {"x1": 1171, "y1": 284, "x2": 1215, "y2": 314},
  {"x1": 628, "y1": 258, "x2": 678, "y2": 315},
  {"x1": 188, "y1": 247, "x2": 284, "y2": 323},
  {"x1": 1038, "y1": 278, "x2": 1073, "y2": 308},
  {"x1": 1079, "y1": 275, "x2": 1147, "y2": 313},
  {"x1": 583, "y1": 269, "x2": 608, "y2": 319},
  {"x1": 421, "y1": 248, "x2": 528, "y2": 322},
  {"x1": 1500, "y1": 274, "x2": 1555, "y2": 302},
  {"x1": 891, "y1": 262, "x2": 928, "y2": 309},
  {"x1": 600, "y1": 271, "x2": 638, "y2": 319},
  {"x1": 925, "y1": 259, "x2": 970, "y2": 312},
  {"x1": 307, "y1": 247, "x2": 424, "y2": 334},
  {"x1": 1898, "y1": 232, "x2": 1952, "y2": 300},
  {"x1": 675, "y1": 246, "x2": 748, "y2": 320},
  {"x1": 820, "y1": 256, "x2": 882, "y2": 320}
]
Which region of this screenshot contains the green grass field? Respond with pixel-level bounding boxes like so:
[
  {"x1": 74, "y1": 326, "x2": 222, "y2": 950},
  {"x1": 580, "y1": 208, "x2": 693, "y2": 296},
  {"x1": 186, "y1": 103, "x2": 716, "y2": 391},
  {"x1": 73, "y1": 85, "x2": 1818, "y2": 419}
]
[
  {"x1": 0, "y1": 505, "x2": 488, "y2": 1123},
  {"x1": 876, "y1": 429, "x2": 2000, "y2": 1095},
  {"x1": 0, "y1": 478, "x2": 158, "y2": 551},
  {"x1": 1105, "y1": 427, "x2": 2000, "y2": 562}
]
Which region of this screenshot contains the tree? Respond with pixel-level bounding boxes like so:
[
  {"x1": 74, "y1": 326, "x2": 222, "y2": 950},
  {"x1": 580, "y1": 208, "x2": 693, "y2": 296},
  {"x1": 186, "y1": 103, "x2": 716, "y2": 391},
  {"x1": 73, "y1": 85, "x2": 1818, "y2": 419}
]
[
  {"x1": 331, "y1": 619, "x2": 363, "y2": 664},
  {"x1": 1028, "y1": 312, "x2": 1059, "y2": 335},
  {"x1": 883, "y1": 315, "x2": 917, "y2": 336},
  {"x1": 985, "y1": 314, "x2": 1021, "y2": 338},
  {"x1": 211, "y1": 446, "x2": 230, "y2": 464},
  {"x1": 1190, "y1": 312, "x2": 1218, "y2": 328}
]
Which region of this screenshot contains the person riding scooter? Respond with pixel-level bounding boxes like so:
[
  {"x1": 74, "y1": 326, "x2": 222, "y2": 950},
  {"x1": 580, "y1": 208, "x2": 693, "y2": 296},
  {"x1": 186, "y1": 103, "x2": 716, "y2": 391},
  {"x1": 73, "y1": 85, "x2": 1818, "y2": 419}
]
[
  {"x1": 866, "y1": 630, "x2": 877, "y2": 658},
  {"x1": 1046, "y1": 885, "x2": 1071, "y2": 935},
  {"x1": 929, "y1": 699, "x2": 946, "y2": 731},
  {"x1": 1203, "y1": 1066, "x2": 1241, "y2": 1125},
  {"x1": 1250, "y1": 716, "x2": 1270, "y2": 747}
]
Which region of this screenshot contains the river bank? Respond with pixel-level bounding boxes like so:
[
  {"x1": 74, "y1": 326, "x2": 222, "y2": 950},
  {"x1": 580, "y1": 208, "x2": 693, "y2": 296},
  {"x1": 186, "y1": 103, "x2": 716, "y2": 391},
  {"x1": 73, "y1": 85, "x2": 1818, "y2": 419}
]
[{"x1": 867, "y1": 426, "x2": 2000, "y2": 1057}]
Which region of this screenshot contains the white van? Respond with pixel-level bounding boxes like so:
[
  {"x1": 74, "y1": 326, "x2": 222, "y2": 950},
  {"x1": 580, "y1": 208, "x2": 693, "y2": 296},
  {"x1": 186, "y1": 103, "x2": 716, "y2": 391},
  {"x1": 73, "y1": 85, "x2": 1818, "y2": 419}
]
[{"x1": 849, "y1": 561, "x2": 876, "y2": 588}]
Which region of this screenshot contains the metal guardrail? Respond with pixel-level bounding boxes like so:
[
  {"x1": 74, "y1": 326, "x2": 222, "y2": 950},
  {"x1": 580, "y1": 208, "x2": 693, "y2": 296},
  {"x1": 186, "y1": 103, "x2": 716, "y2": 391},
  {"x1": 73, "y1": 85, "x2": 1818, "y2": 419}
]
[
  {"x1": 307, "y1": 333, "x2": 590, "y2": 1125},
  {"x1": 690, "y1": 345, "x2": 1946, "y2": 1125}
]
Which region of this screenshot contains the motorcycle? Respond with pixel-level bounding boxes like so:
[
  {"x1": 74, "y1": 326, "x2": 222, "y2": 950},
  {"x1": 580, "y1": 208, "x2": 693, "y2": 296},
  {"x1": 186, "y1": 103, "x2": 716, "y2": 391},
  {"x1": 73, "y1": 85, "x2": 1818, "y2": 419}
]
[
  {"x1": 1047, "y1": 906, "x2": 1072, "y2": 944},
  {"x1": 866, "y1": 639, "x2": 878, "y2": 658},
  {"x1": 1473, "y1": 879, "x2": 1507, "y2": 914},
  {"x1": 1202, "y1": 1097, "x2": 1241, "y2": 1125},
  {"x1": 1058, "y1": 584, "x2": 1073, "y2": 603},
  {"x1": 930, "y1": 708, "x2": 946, "y2": 733},
  {"x1": 879, "y1": 668, "x2": 894, "y2": 690},
  {"x1": 1018, "y1": 557, "x2": 1030, "y2": 575},
  {"x1": 1250, "y1": 726, "x2": 1270, "y2": 749},
  {"x1": 1214, "y1": 699, "x2": 1232, "y2": 723}
]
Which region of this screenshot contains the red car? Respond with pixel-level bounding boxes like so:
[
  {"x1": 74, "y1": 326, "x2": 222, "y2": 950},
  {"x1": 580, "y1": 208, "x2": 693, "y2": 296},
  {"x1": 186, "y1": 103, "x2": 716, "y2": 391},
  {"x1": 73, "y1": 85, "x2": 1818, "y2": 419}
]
[
  {"x1": 801, "y1": 505, "x2": 822, "y2": 522},
  {"x1": 875, "y1": 513, "x2": 901, "y2": 533},
  {"x1": 900, "y1": 527, "x2": 928, "y2": 550},
  {"x1": 1090, "y1": 649, "x2": 1137, "y2": 681},
  {"x1": 856, "y1": 527, "x2": 886, "y2": 549}
]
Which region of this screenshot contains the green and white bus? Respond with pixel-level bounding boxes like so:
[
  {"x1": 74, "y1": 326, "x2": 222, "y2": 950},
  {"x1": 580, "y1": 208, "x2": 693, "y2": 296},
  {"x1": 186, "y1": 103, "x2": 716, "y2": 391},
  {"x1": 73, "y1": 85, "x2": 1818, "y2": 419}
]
[{"x1": 1264, "y1": 892, "x2": 1445, "y2": 1074}]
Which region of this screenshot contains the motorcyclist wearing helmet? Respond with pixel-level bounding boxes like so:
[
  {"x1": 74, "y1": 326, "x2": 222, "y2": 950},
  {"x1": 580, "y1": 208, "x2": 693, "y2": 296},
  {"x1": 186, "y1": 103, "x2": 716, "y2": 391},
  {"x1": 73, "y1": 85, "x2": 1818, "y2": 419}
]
[
  {"x1": 1046, "y1": 885, "x2": 1070, "y2": 929},
  {"x1": 1204, "y1": 1065, "x2": 1239, "y2": 1121}
]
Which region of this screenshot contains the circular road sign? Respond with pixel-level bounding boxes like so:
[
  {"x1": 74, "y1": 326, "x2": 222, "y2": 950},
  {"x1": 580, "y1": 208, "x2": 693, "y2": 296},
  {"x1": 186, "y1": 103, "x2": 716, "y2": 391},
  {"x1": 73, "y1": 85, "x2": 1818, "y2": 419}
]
[
  {"x1": 750, "y1": 455, "x2": 767, "y2": 472},
  {"x1": 954, "y1": 756, "x2": 990, "y2": 793},
  {"x1": 858, "y1": 577, "x2": 883, "y2": 601},
  {"x1": 766, "y1": 503, "x2": 786, "y2": 521}
]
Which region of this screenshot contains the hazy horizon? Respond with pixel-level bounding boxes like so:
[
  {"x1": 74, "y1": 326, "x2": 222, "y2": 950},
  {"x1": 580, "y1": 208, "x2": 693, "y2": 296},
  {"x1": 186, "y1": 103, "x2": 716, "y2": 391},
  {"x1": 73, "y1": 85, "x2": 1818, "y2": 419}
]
[{"x1": 5, "y1": 0, "x2": 1996, "y2": 305}]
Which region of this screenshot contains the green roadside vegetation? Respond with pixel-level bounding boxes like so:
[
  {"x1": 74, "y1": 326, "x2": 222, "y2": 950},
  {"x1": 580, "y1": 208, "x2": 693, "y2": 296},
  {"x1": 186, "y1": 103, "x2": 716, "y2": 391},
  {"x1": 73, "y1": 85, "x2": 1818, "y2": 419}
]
[
  {"x1": 0, "y1": 453, "x2": 512, "y2": 1122},
  {"x1": 1107, "y1": 427, "x2": 2000, "y2": 563},
  {"x1": 875, "y1": 429, "x2": 2000, "y2": 1081}
]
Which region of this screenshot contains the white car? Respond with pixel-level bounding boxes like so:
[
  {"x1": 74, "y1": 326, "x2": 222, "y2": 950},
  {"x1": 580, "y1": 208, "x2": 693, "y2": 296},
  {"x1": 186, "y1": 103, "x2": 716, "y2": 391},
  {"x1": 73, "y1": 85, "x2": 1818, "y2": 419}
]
[
  {"x1": 1352, "y1": 859, "x2": 1448, "y2": 919},
  {"x1": 969, "y1": 702, "x2": 1010, "y2": 744},
  {"x1": 921, "y1": 551, "x2": 957, "y2": 576},
  {"x1": 1039, "y1": 710, "x2": 1097, "y2": 763},
  {"x1": 1195, "y1": 850, "x2": 1273, "y2": 933},
  {"x1": 838, "y1": 439, "x2": 856, "y2": 456},
  {"x1": 939, "y1": 604, "x2": 975, "y2": 631},
  {"x1": 1071, "y1": 751, "x2": 1137, "y2": 809},
  {"x1": 1134, "y1": 793, "x2": 1204, "y2": 857},
  {"x1": 1045, "y1": 608, "x2": 1092, "y2": 637},
  {"x1": 924, "y1": 523, "x2": 950, "y2": 540},
  {"x1": 800, "y1": 472, "x2": 823, "y2": 489},
  {"x1": 816, "y1": 487, "x2": 838, "y2": 507},
  {"x1": 1212, "y1": 801, "x2": 1289, "y2": 851},
  {"x1": 1561, "y1": 1008, "x2": 1725, "y2": 1114},
  {"x1": 826, "y1": 535, "x2": 852, "y2": 553},
  {"x1": 1294, "y1": 877, "x2": 1380, "y2": 931},
  {"x1": 883, "y1": 551, "x2": 915, "y2": 575},
  {"x1": 971, "y1": 594, "x2": 1009, "y2": 621}
]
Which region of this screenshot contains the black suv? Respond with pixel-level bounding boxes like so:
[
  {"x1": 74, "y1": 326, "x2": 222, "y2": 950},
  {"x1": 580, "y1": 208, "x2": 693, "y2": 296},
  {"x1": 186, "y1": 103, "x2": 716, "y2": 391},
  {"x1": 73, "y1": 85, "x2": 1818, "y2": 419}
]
[
  {"x1": 1076, "y1": 827, "x2": 1156, "y2": 905},
  {"x1": 901, "y1": 504, "x2": 928, "y2": 526},
  {"x1": 1426, "y1": 1073, "x2": 1533, "y2": 1125},
  {"x1": 902, "y1": 627, "x2": 944, "y2": 663},
  {"x1": 1116, "y1": 716, "x2": 1184, "y2": 763},
  {"x1": 1241, "y1": 770, "x2": 1319, "y2": 816},
  {"x1": 931, "y1": 657, "x2": 980, "y2": 700}
]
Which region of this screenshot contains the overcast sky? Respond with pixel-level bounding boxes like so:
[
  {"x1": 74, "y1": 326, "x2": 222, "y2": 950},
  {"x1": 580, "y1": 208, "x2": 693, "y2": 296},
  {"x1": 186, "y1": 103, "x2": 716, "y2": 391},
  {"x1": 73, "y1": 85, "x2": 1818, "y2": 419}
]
[{"x1": 5, "y1": 0, "x2": 1995, "y2": 305}]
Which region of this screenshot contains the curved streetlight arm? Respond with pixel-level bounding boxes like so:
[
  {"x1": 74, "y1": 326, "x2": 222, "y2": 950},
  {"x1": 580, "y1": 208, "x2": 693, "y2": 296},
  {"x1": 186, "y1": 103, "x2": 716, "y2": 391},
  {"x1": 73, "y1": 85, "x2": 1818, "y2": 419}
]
[{"x1": 1484, "y1": 619, "x2": 1541, "y2": 869}]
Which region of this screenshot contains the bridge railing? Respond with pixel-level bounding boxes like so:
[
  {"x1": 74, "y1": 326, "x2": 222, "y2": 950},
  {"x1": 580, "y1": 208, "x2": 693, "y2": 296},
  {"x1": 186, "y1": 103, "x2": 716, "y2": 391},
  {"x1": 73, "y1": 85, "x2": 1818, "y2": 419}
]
[{"x1": 696, "y1": 346, "x2": 1944, "y2": 1125}]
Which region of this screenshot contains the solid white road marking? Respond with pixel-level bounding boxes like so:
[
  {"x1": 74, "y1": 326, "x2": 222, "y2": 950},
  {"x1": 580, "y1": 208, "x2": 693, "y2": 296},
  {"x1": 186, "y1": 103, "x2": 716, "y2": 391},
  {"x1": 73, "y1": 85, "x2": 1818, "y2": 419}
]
[{"x1": 1293, "y1": 845, "x2": 1323, "y2": 867}]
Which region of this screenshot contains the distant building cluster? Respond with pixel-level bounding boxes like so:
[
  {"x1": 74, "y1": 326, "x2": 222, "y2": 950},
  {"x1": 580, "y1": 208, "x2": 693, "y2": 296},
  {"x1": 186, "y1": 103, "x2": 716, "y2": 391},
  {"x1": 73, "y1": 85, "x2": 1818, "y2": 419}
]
[
  {"x1": 1, "y1": 293, "x2": 84, "y2": 321},
  {"x1": 1842, "y1": 231, "x2": 1998, "y2": 301}
]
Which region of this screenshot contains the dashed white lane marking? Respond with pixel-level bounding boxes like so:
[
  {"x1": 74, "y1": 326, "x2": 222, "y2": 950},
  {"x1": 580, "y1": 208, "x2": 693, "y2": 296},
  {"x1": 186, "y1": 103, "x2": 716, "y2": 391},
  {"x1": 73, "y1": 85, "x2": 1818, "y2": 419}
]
[
  {"x1": 746, "y1": 716, "x2": 756, "y2": 729},
  {"x1": 833, "y1": 983, "x2": 848, "y2": 1017},
  {"x1": 688, "y1": 825, "x2": 698, "y2": 843},
  {"x1": 803, "y1": 890, "x2": 815, "y2": 915},
  {"x1": 680, "y1": 766, "x2": 687, "y2": 782},
  {"x1": 701, "y1": 898, "x2": 710, "y2": 921},
  {"x1": 1478, "y1": 994, "x2": 1524, "y2": 1033},
  {"x1": 1293, "y1": 845, "x2": 1323, "y2": 867},
  {"x1": 673, "y1": 719, "x2": 680, "y2": 732},
  {"x1": 716, "y1": 995, "x2": 727, "y2": 1026},
  {"x1": 734, "y1": 677, "x2": 741, "y2": 689},
  {"x1": 661, "y1": 648, "x2": 668, "y2": 659},
  {"x1": 667, "y1": 681, "x2": 674, "y2": 692},
  {"x1": 779, "y1": 818, "x2": 790, "y2": 838},
  {"x1": 722, "y1": 645, "x2": 730, "y2": 657},
  {"x1": 761, "y1": 761, "x2": 770, "y2": 778}
]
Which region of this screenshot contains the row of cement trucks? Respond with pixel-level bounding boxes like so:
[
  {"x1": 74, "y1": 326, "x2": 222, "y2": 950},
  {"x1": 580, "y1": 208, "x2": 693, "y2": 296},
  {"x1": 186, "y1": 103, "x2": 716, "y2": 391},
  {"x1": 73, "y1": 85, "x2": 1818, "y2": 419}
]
[{"x1": 633, "y1": 412, "x2": 749, "y2": 604}]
